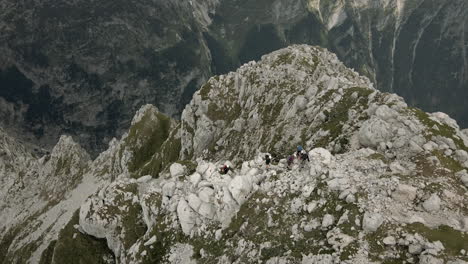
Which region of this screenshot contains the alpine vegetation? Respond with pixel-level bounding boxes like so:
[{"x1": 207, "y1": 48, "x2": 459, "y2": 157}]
[{"x1": 1, "y1": 45, "x2": 468, "y2": 263}]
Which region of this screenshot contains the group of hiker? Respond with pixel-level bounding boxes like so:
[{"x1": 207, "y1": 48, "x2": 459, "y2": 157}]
[
  {"x1": 287, "y1": 145, "x2": 309, "y2": 169},
  {"x1": 219, "y1": 145, "x2": 310, "y2": 174}
]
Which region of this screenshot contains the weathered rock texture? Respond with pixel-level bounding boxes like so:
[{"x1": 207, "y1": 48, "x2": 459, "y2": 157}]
[{"x1": 1, "y1": 45, "x2": 468, "y2": 264}]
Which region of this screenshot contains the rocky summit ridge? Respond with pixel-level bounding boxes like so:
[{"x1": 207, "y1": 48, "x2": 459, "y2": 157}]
[{"x1": 1, "y1": 45, "x2": 468, "y2": 264}]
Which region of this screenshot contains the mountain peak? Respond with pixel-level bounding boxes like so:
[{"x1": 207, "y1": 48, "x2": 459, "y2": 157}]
[{"x1": 181, "y1": 45, "x2": 376, "y2": 162}]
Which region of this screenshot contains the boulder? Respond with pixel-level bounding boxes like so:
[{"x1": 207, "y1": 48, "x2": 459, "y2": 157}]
[
  {"x1": 408, "y1": 244, "x2": 423, "y2": 255},
  {"x1": 435, "y1": 136, "x2": 457, "y2": 150},
  {"x1": 189, "y1": 173, "x2": 202, "y2": 186},
  {"x1": 196, "y1": 162, "x2": 209, "y2": 175},
  {"x1": 345, "y1": 194, "x2": 356, "y2": 204},
  {"x1": 455, "y1": 150, "x2": 468, "y2": 163},
  {"x1": 309, "y1": 148, "x2": 333, "y2": 166},
  {"x1": 177, "y1": 199, "x2": 197, "y2": 235},
  {"x1": 461, "y1": 217, "x2": 468, "y2": 231},
  {"x1": 187, "y1": 193, "x2": 202, "y2": 211},
  {"x1": 383, "y1": 236, "x2": 396, "y2": 246},
  {"x1": 322, "y1": 214, "x2": 335, "y2": 228},
  {"x1": 306, "y1": 202, "x2": 318, "y2": 213},
  {"x1": 463, "y1": 129, "x2": 468, "y2": 138},
  {"x1": 327, "y1": 178, "x2": 350, "y2": 192},
  {"x1": 408, "y1": 140, "x2": 424, "y2": 153},
  {"x1": 424, "y1": 241, "x2": 445, "y2": 255},
  {"x1": 358, "y1": 118, "x2": 392, "y2": 148},
  {"x1": 294, "y1": 95, "x2": 307, "y2": 111},
  {"x1": 422, "y1": 194, "x2": 441, "y2": 212},
  {"x1": 362, "y1": 212, "x2": 384, "y2": 232},
  {"x1": 456, "y1": 170, "x2": 468, "y2": 187},
  {"x1": 162, "y1": 182, "x2": 176, "y2": 197},
  {"x1": 375, "y1": 105, "x2": 397, "y2": 121},
  {"x1": 423, "y1": 141, "x2": 438, "y2": 152},
  {"x1": 392, "y1": 184, "x2": 417, "y2": 202},
  {"x1": 228, "y1": 176, "x2": 253, "y2": 204},
  {"x1": 198, "y1": 187, "x2": 215, "y2": 203},
  {"x1": 419, "y1": 255, "x2": 443, "y2": 264},
  {"x1": 198, "y1": 202, "x2": 216, "y2": 219},
  {"x1": 137, "y1": 175, "x2": 152, "y2": 183},
  {"x1": 170, "y1": 163, "x2": 186, "y2": 177},
  {"x1": 203, "y1": 163, "x2": 218, "y2": 178},
  {"x1": 431, "y1": 112, "x2": 459, "y2": 129}
]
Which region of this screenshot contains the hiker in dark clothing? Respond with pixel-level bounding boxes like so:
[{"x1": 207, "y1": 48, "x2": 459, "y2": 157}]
[
  {"x1": 301, "y1": 150, "x2": 309, "y2": 162},
  {"x1": 300, "y1": 150, "x2": 309, "y2": 168},
  {"x1": 220, "y1": 164, "x2": 230, "y2": 174},
  {"x1": 265, "y1": 154, "x2": 271, "y2": 168}
]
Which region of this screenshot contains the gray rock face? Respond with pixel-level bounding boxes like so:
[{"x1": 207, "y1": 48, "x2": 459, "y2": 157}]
[
  {"x1": 1, "y1": 0, "x2": 468, "y2": 156},
  {"x1": 181, "y1": 45, "x2": 376, "y2": 161},
  {"x1": 0, "y1": 104, "x2": 180, "y2": 263},
  {"x1": 2, "y1": 45, "x2": 468, "y2": 264}
]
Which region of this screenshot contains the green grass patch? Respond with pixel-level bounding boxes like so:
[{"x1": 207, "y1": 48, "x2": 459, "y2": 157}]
[
  {"x1": 38, "y1": 240, "x2": 56, "y2": 264},
  {"x1": 406, "y1": 223, "x2": 468, "y2": 257},
  {"x1": 340, "y1": 241, "x2": 359, "y2": 261},
  {"x1": 176, "y1": 160, "x2": 198, "y2": 175},
  {"x1": 50, "y1": 210, "x2": 115, "y2": 264},
  {"x1": 138, "y1": 126, "x2": 182, "y2": 178},
  {"x1": 366, "y1": 223, "x2": 404, "y2": 262},
  {"x1": 206, "y1": 102, "x2": 242, "y2": 123},
  {"x1": 368, "y1": 153, "x2": 389, "y2": 164},
  {"x1": 124, "y1": 110, "x2": 173, "y2": 176},
  {"x1": 314, "y1": 87, "x2": 373, "y2": 150},
  {"x1": 199, "y1": 81, "x2": 213, "y2": 100},
  {"x1": 433, "y1": 150, "x2": 464, "y2": 173},
  {"x1": 409, "y1": 107, "x2": 468, "y2": 152},
  {"x1": 0, "y1": 226, "x2": 22, "y2": 263},
  {"x1": 272, "y1": 53, "x2": 295, "y2": 68}
]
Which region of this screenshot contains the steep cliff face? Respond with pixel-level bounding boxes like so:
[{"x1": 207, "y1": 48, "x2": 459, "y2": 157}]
[
  {"x1": 0, "y1": 132, "x2": 94, "y2": 263},
  {"x1": 2, "y1": 45, "x2": 468, "y2": 263},
  {"x1": 0, "y1": 105, "x2": 179, "y2": 263},
  {"x1": 1, "y1": 0, "x2": 467, "y2": 155}
]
